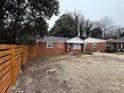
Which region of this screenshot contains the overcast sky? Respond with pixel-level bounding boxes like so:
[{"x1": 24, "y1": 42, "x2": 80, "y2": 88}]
[{"x1": 47, "y1": 0, "x2": 124, "y2": 29}]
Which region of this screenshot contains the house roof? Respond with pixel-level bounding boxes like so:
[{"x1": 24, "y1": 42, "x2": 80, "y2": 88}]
[
  {"x1": 66, "y1": 37, "x2": 84, "y2": 44},
  {"x1": 38, "y1": 36, "x2": 70, "y2": 43},
  {"x1": 107, "y1": 39, "x2": 118, "y2": 43},
  {"x1": 84, "y1": 37, "x2": 107, "y2": 43},
  {"x1": 107, "y1": 37, "x2": 124, "y2": 43}
]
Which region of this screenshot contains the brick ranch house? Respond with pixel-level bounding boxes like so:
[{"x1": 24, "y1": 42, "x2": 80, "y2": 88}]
[
  {"x1": 37, "y1": 36, "x2": 84, "y2": 56},
  {"x1": 107, "y1": 37, "x2": 124, "y2": 52},
  {"x1": 84, "y1": 37, "x2": 107, "y2": 52}
]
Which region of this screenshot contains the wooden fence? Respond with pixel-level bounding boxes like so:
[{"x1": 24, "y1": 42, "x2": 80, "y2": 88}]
[{"x1": 0, "y1": 45, "x2": 30, "y2": 93}]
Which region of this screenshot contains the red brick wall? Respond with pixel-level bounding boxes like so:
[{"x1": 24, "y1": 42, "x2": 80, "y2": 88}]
[
  {"x1": 38, "y1": 42, "x2": 83, "y2": 56},
  {"x1": 85, "y1": 42, "x2": 107, "y2": 52},
  {"x1": 38, "y1": 42, "x2": 66, "y2": 56}
]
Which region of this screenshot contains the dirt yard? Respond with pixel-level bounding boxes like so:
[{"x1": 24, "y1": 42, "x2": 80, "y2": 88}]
[{"x1": 11, "y1": 53, "x2": 124, "y2": 93}]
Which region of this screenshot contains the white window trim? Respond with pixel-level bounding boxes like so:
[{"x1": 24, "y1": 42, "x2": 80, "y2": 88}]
[
  {"x1": 92, "y1": 43, "x2": 97, "y2": 48},
  {"x1": 47, "y1": 42, "x2": 53, "y2": 48},
  {"x1": 73, "y1": 44, "x2": 81, "y2": 49}
]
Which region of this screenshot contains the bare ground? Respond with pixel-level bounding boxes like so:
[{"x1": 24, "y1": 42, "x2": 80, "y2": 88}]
[{"x1": 11, "y1": 53, "x2": 124, "y2": 93}]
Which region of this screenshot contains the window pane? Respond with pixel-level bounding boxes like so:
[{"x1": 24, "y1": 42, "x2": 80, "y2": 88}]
[
  {"x1": 47, "y1": 42, "x2": 53, "y2": 48},
  {"x1": 73, "y1": 44, "x2": 81, "y2": 49},
  {"x1": 92, "y1": 43, "x2": 97, "y2": 48}
]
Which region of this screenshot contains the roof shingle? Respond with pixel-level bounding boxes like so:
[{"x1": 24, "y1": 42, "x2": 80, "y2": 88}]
[{"x1": 38, "y1": 36, "x2": 70, "y2": 43}]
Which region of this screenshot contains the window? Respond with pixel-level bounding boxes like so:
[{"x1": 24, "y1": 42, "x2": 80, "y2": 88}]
[
  {"x1": 47, "y1": 42, "x2": 53, "y2": 48},
  {"x1": 92, "y1": 43, "x2": 97, "y2": 48},
  {"x1": 73, "y1": 44, "x2": 81, "y2": 49}
]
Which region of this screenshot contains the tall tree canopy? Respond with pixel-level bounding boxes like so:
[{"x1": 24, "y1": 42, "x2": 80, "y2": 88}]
[
  {"x1": 49, "y1": 14, "x2": 78, "y2": 38},
  {"x1": 49, "y1": 11, "x2": 85, "y2": 38},
  {"x1": 90, "y1": 27, "x2": 102, "y2": 39},
  {"x1": 0, "y1": 0, "x2": 59, "y2": 44}
]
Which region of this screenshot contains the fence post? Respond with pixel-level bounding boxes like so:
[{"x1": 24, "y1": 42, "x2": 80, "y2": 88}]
[
  {"x1": 21, "y1": 45, "x2": 27, "y2": 65},
  {"x1": 19, "y1": 45, "x2": 23, "y2": 72},
  {"x1": 10, "y1": 45, "x2": 16, "y2": 85}
]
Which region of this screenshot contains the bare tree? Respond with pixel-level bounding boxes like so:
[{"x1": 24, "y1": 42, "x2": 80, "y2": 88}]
[
  {"x1": 83, "y1": 19, "x2": 94, "y2": 37},
  {"x1": 98, "y1": 16, "x2": 114, "y2": 39},
  {"x1": 69, "y1": 10, "x2": 85, "y2": 37},
  {"x1": 104, "y1": 25, "x2": 124, "y2": 39}
]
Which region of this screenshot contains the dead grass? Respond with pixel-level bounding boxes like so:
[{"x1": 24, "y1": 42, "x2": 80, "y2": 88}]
[
  {"x1": 113, "y1": 52, "x2": 124, "y2": 55},
  {"x1": 12, "y1": 53, "x2": 124, "y2": 93}
]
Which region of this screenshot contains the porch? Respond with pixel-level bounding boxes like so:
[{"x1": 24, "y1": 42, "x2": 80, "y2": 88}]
[
  {"x1": 65, "y1": 37, "x2": 84, "y2": 54},
  {"x1": 107, "y1": 40, "x2": 124, "y2": 52}
]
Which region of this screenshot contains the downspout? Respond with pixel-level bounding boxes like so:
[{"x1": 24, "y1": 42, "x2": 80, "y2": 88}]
[
  {"x1": 65, "y1": 43, "x2": 68, "y2": 54},
  {"x1": 83, "y1": 41, "x2": 86, "y2": 53}
]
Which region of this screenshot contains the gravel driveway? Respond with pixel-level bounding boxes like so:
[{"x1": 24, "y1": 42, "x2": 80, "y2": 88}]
[{"x1": 11, "y1": 53, "x2": 124, "y2": 93}]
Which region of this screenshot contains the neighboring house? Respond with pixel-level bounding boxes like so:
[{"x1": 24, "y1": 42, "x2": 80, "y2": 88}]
[
  {"x1": 107, "y1": 37, "x2": 124, "y2": 51},
  {"x1": 84, "y1": 37, "x2": 107, "y2": 52}
]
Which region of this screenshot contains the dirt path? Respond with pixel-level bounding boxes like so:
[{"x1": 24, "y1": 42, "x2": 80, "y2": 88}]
[{"x1": 11, "y1": 54, "x2": 124, "y2": 93}]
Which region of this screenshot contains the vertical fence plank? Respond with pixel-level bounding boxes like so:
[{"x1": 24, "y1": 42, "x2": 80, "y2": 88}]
[{"x1": 10, "y1": 45, "x2": 16, "y2": 85}]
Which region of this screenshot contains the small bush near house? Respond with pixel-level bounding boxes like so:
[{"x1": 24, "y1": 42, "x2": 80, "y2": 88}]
[{"x1": 106, "y1": 47, "x2": 117, "y2": 53}]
